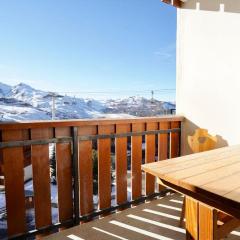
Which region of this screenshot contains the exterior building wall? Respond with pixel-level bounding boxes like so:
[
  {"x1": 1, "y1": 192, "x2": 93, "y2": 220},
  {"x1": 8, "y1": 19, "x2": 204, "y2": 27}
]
[{"x1": 176, "y1": 0, "x2": 240, "y2": 154}]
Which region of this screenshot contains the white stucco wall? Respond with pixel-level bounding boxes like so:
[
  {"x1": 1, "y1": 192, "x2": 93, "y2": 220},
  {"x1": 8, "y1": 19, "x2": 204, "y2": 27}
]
[{"x1": 176, "y1": 0, "x2": 240, "y2": 154}]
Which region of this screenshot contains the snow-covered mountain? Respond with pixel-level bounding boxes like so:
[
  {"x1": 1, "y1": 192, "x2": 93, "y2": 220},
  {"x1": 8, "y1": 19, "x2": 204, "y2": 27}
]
[
  {"x1": 0, "y1": 82, "x2": 175, "y2": 121},
  {"x1": 0, "y1": 83, "x2": 11, "y2": 97}
]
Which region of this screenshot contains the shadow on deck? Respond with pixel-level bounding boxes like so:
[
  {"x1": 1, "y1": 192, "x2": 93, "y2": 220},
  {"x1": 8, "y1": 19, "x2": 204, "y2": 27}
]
[{"x1": 45, "y1": 193, "x2": 240, "y2": 240}]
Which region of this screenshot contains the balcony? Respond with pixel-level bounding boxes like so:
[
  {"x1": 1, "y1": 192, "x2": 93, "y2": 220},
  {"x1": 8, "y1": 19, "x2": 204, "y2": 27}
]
[{"x1": 0, "y1": 116, "x2": 240, "y2": 239}]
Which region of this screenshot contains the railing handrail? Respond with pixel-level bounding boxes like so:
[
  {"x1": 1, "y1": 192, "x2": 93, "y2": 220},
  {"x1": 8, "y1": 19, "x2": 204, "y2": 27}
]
[
  {"x1": 0, "y1": 115, "x2": 184, "y2": 130},
  {"x1": 0, "y1": 128, "x2": 182, "y2": 149}
]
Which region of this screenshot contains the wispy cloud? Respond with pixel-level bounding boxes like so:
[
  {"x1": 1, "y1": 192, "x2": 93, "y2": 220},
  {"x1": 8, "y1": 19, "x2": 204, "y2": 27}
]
[
  {"x1": 154, "y1": 43, "x2": 176, "y2": 60},
  {"x1": 154, "y1": 51, "x2": 173, "y2": 58}
]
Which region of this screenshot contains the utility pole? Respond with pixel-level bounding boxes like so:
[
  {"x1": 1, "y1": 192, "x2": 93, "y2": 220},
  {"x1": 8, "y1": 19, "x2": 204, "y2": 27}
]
[
  {"x1": 151, "y1": 90, "x2": 154, "y2": 103},
  {"x1": 50, "y1": 93, "x2": 56, "y2": 120},
  {"x1": 52, "y1": 95, "x2": 55, "y2": 120}
]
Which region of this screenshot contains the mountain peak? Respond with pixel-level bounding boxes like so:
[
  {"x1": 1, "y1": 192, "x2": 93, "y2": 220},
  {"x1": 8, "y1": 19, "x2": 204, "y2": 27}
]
[{"x1": 14, "y1": 82, "x2": 34, "y2": 90}]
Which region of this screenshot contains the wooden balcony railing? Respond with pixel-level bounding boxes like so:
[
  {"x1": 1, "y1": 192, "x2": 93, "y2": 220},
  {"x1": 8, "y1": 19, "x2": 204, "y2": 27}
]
[{"x1": 0, "y1": 116, "x2": 184, "y2": 239}]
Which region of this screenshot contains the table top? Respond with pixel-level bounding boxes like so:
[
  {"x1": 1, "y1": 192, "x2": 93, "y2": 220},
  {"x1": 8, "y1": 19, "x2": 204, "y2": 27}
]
[{"x1": 142, "y1": 145, "x2": 240, "y2": 219}]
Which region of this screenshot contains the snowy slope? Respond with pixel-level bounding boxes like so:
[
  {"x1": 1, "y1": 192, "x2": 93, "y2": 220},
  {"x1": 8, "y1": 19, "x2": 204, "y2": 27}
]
[
  {"x1": 0, "y1": 82, "x2": 175, "y2": 121},
  {"x1": 0, "y1": 83, "x2": 11, "y2": 97},
  {"x1": 104, "y1": 96, "x2": 175, "y2": 117}
]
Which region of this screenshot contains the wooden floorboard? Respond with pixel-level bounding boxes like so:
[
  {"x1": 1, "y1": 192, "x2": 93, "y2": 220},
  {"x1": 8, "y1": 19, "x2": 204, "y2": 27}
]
[{"x1": 44, "y1": 193, "x2": 240, "y2": 240}]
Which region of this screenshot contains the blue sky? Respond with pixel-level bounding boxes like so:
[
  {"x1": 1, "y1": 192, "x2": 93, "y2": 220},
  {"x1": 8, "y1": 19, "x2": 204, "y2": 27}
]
[{"x1": 0, "y1": 0, "x2": 177, "y2": 100}]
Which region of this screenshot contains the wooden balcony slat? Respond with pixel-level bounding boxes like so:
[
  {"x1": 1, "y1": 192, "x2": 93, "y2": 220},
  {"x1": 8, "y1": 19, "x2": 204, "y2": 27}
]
[
  {"x1": 2, "y1": 129, "x2": 26, "y2": 237},
  {"x1": 158, "y1": 122, "x2": 169, "y2": 161},
  {"x1": 158, "y1": 122, "x2": 170, "y2": 192},
  {"x1": 170, "y1": 121, "x2": 181, "y2": 158},
  {"x1": 55, "y1": 127, "x2": 73, "y2": 222},
  {"x1": 145, "y1": 122, "x2": 158, "y2": 195},
  {"x1": 78, "y1": 126, "x2": 96, "y2": 215},
  {"x1": 131, "y1": 123, "x2": 145, "y2": 200},
  {"x1": 22, "y1": 129, "x2": 31, "y2": 167},
  {"x1": 31, "y1": 128, "x2": 52, "y2": 228},
  {"x1": 98, "y1": 125, "x2": 114, "y2": 210},
  {"x1": 116, "y1": 124, "x2": 130, "y2": 205}
]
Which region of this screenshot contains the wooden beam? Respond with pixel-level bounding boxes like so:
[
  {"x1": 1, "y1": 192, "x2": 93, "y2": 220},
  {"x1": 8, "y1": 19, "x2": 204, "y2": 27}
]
[
  {"x1": 161, "y1": 0, "x2": 182, "y2": 8},
  {"x1": 217, "y1": 218, "x2": 240, "y2": 239},
  {"x1": 0, "y1": 115, "x2": 184, "y2": 130},
  {"x1": 162, "y1": 0, "x2": 171, "y2": 4}
]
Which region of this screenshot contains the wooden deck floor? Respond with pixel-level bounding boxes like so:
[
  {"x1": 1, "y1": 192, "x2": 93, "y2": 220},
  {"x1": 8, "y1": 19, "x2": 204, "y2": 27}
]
[{"x1": 45, "y1": 193, "x2": 240, "y2": 240}]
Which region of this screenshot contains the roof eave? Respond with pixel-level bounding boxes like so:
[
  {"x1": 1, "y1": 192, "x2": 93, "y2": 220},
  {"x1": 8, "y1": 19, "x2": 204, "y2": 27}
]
[{"x1": 161, "y1": 0, "x2": 183, "y2": 8}]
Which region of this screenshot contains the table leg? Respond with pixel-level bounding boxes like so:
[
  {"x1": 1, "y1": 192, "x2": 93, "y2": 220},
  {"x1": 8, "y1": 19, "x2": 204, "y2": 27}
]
[
  {"x1": 185, "y1": 197, "x2": 218, "y2": 240},
  {"x1": 185, "y1": 197, "x2": 199, "y2": 240},
  {"x1": 199, "y1": 203, "x2": 218, "y2": 240}
]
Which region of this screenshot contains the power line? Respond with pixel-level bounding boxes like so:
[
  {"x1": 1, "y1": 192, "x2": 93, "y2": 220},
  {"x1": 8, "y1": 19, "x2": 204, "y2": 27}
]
[{"x1": 56, "y1": 89, "x2": 175, "y2": 95}]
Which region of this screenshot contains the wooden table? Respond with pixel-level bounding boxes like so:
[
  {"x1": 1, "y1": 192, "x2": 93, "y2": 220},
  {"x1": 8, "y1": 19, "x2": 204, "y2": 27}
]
[{"x1": 142, "y1": 145, "x2": 240, "y2": 240}]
